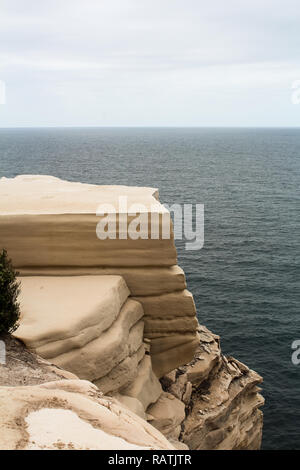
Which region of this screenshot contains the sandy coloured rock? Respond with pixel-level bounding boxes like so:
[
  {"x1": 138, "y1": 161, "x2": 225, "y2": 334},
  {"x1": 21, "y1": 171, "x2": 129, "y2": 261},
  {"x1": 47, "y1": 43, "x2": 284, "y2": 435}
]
[
  {"x1": 0, "y1": 175, "x2": 264, "y2": 450},
  {"x1": 1, "y1": 175, "x2": 198, "y2": 376}
]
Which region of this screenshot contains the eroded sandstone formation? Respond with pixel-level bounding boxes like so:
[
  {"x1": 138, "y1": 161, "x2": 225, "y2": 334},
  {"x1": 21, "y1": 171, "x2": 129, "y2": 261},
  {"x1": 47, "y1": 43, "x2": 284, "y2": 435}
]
[
  {"x1": 0, "y1": 175, "x2": 198, "y2": 377},
  {"x1": 14, "y1": 275, "x2": 151, "y2": 396},
  {"x1": 0, "y1": 175, "x2": 264, "y2": 450},
  {"x1": 159, "y1": 326, "x2": 264, "y2": 450},
  {"x1": 0, "y1": 337, "x2": 174, "y2": 450}
]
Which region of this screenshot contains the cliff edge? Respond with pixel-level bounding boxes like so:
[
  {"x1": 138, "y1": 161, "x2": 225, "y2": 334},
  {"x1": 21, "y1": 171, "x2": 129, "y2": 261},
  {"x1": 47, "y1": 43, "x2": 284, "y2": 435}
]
[{"x1": 0, "y1": 175, "x2": 264, "y2": 450}]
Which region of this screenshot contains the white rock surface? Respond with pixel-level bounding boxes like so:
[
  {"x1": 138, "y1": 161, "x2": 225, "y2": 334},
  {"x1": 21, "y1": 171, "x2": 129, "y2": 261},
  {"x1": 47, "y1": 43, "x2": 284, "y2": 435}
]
[
  {"x1": 25, "y1": 408, "x2": 149, "y2": 450},
  {"x1": 0, "y1": 379, "x2": 174, "y2": 450}
]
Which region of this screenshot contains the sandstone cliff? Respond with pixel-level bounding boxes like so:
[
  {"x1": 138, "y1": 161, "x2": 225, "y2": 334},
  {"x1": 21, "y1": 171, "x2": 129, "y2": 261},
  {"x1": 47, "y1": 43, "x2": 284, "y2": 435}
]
[
  {"x1": 0, "y1": 175, "x2": 264, "y2": 450},
  {"x1": 0, "y1": 175, "x2": 198, "y2": 378},
  {"x1": 0, "y1": 336, "x2": 174, "y2": 450}
]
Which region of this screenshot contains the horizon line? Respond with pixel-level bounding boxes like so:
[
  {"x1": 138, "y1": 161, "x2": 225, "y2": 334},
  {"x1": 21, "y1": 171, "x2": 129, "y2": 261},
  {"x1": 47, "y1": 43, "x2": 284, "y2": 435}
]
[{"x1": 0, "y1": 125, "x2": 300, "y2": 130}]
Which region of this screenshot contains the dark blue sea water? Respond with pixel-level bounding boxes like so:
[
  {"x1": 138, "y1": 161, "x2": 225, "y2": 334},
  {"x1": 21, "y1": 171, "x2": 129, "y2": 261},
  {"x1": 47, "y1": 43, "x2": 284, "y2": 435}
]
[{"x1": 0, "y1": 127, "x2": 299, "y2": 449}]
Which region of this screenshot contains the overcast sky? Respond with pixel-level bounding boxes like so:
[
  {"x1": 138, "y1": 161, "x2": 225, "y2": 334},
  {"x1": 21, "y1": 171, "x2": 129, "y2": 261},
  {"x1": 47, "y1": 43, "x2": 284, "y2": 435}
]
[{"x1": 0, "y1": 0, "x2": 300, "y2": 127}]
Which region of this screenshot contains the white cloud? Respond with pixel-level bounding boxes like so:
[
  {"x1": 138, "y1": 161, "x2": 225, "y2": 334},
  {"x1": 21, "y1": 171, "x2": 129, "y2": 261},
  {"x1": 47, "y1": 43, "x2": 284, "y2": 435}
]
[{"x1": 0, "y1": 0, "x2": 300, "y2": 126}]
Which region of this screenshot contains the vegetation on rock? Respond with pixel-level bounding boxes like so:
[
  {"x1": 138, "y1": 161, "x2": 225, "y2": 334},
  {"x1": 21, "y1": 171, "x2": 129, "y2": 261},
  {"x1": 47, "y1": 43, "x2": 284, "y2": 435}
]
[{"x1": 0, "y1": 249, "x2": 20, "y2": 335}]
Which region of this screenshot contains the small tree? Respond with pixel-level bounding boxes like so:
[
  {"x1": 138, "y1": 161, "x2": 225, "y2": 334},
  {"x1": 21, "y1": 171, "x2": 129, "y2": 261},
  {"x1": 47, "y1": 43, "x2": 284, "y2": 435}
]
[{"x1": 0, "y1": 249, "x2": 20, "y2": 336}]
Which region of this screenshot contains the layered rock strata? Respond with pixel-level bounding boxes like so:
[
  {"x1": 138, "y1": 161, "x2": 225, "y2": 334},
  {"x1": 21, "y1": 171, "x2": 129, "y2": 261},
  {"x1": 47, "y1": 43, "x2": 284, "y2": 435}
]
[
  {"x1": 158, "y1": 325, "x2": 264, "y2": 450},
  {"x1": 0, "y1": 175, "x2": 264, "y2": 450},
  {"x1": 0, "y1": 175, "x2": 198, "y2": 377},
  {"x1": 14, "y1": 275, "x2": 163, "y2": 402}
]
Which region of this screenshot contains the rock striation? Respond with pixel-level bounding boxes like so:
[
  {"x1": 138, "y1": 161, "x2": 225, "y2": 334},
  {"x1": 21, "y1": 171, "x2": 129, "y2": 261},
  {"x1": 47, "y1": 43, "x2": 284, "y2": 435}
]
[
  {"x1": 159, "y1": 325, "x2": 264, "y2": 450},
  {"x1": 0, "y1": 175, "x2": 198, "y2": 377},
  {"x1": 14, "y1": 275, "x2": 151, "y2": 396},
  {"x1": 0, "y1": 175, "x2": 264, "y2": 450}
]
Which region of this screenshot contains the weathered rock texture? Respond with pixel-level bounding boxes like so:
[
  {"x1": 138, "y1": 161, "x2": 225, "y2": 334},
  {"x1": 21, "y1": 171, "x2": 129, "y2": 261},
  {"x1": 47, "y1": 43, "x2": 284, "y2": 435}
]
[
  {"x1": 14, "y1": 274, "x2": 165, "y2": 414},
  {"x1": 0, "y1": 175, "x2": 264, "y2": 450},
  {"x1": 0, "y1": 337, "x2": 174, "y2": 450},
  {"x1": 159, "y1": 325, "x2": 264, "y2": 450},
  {"x1": 14, "y1": 275, "x2": 151, "y2": 396},
  {"x1": 0, "y1": 175, "x2": 198, "y2": 377}
]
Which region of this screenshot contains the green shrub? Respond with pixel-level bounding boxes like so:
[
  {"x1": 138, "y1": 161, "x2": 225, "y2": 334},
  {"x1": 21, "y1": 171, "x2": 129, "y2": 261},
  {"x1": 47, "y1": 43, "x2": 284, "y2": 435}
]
[{"x1": 0, "y1": 249, "x2": 20, "y2": 335}]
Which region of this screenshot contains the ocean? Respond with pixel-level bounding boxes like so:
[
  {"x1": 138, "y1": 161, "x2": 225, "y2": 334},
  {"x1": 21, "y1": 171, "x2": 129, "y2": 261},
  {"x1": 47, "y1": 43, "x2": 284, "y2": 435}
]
[{"x1": 0, "y1": 127, "x2": 299, "y2": 449}]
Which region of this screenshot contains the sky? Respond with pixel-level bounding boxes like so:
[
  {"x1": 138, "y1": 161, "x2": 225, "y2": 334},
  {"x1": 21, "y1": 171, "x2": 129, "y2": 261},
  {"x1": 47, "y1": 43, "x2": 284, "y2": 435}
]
[{"x1": 0, "y1": 0, "x2": 300, "y2": 127}]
